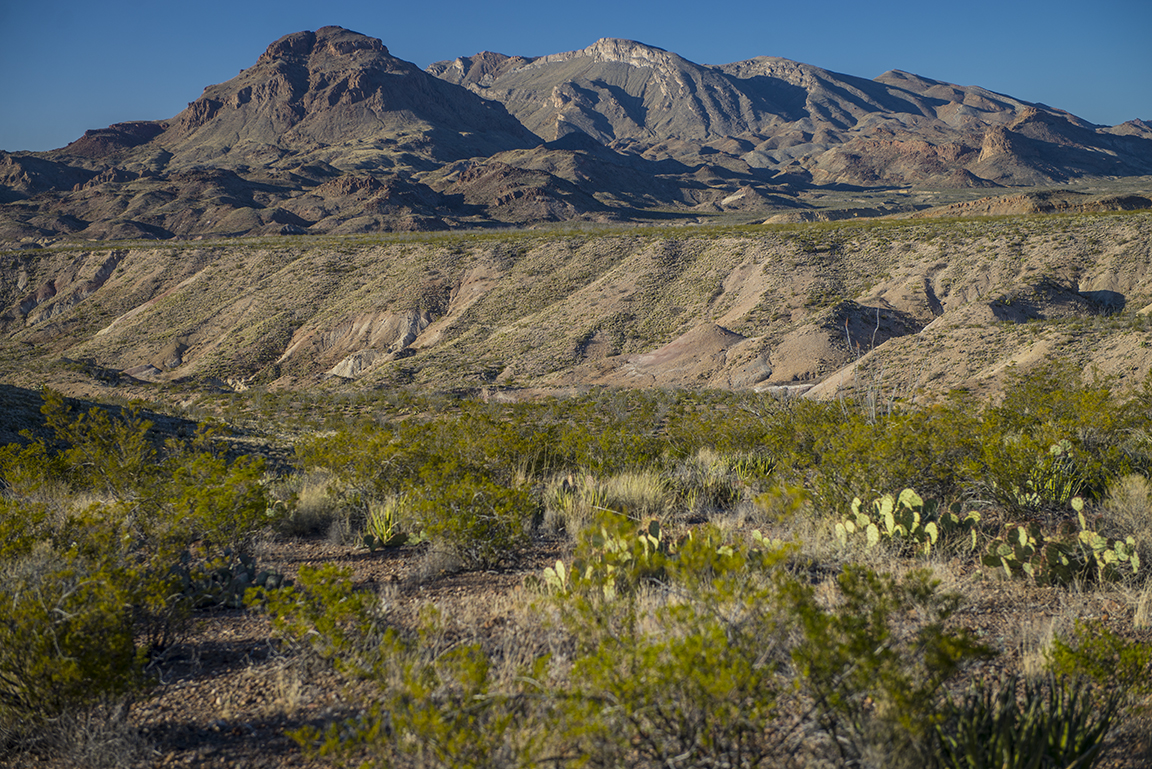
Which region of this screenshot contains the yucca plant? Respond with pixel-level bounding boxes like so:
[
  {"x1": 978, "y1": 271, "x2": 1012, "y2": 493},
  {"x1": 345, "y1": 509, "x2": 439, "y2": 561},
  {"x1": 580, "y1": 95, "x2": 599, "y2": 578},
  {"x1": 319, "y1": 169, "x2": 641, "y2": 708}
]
[{"x1": 934, "y1": 673, "x2": 1121, "y2": 769}]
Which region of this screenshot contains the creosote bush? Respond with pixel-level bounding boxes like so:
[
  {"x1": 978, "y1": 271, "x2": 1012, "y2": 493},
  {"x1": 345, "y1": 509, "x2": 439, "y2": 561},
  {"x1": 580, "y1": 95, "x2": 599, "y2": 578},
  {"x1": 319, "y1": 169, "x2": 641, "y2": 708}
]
[{"x1": 0, "y1": 389, "x2": 278, "y2": 754}]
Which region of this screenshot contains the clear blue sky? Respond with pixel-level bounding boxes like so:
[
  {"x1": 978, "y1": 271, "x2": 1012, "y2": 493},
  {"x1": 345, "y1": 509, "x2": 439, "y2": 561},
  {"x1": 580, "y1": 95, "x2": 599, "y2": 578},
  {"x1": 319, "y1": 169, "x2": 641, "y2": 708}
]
[{"x1": 2, "y1": 0, "x2": 1150, "y2": 152}]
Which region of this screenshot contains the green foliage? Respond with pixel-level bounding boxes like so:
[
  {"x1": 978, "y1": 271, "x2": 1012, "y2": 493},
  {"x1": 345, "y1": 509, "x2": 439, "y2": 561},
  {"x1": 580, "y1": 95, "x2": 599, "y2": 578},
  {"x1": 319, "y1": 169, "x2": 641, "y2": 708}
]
[
  {"x1": 554, "y1": 526, "x2": 796, "y2": 769},
  {"x1": 362, "y1": 494, "x2": 409, "y2": 551},
  {"x1": 544, "y1": 516, "x2": 671, "y2": 599},
  {"x1": 166, "y1": 450, "x2": 271, "y2": 557},
  {"x1": 253, "y1": 565, "x2": 549, "y2": 769},
  {"x1": 836, "y1": 489, "x2": 981, "y2": 556},
  {"x1": 767, "y1": 399, "x2": 983, "y2": 509},
  {"x1": 786, "y1": 566, "x2": 994, "y2": 762},
  {"x1": 0, "y1": 389, "x2": 280, "y2": 754},
  {"x1": 1046, "y1": 619, "x2": 1152, "y2": 701},
  {"x1": 0, "y1": 546, "x2": 148, "y2": 741},
  {"x1": 249, "y1": 564, "x2": 383, "y2": 677},
  {"x1": 972, "y1": 364, "x2": 1147, "y2": 513},
  {"x1": 258, "y1": 522, "x2": 994, "y2": 768},
  {"x1": 37, "y1": 389, "x2": 158, "y2": 498},
  {"x1": 406, "y1": 469, "x2": 536, "y2": 569},
  {"x1": 934, "y1": 674, "x2": 1122, "y2": 769}
]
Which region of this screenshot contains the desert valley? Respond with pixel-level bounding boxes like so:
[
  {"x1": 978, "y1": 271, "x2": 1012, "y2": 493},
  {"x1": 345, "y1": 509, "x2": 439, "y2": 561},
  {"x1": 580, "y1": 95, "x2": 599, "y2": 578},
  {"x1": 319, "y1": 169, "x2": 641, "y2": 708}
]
[{"x1": 2, "y1": 24, "x2": 1152, "y2": 769}]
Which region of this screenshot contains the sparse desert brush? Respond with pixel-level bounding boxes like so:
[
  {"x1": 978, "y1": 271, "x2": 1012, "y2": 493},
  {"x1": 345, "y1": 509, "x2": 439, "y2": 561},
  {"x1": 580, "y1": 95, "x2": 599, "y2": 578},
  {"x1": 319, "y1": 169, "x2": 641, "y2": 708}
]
[
  {"x1": 0, "y1": 388, "x2": 284, "y2": 762},
  {"x1": 263, "y1": 523, "x2": 996, "y2": 769}
]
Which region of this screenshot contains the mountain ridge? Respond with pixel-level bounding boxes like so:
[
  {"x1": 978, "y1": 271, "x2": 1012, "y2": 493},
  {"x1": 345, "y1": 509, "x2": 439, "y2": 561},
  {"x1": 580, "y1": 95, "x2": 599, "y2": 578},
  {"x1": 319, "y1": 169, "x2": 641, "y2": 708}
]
[{"x1": 1, "y1": 27, "x2": 1149, "y2": 245}]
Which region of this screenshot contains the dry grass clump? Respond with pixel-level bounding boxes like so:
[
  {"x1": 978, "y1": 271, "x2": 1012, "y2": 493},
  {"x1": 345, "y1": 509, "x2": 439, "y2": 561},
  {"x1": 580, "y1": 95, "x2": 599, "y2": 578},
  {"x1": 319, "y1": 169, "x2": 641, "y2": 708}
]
[
  {"x1": 1134, "y1": 580, "x2": 1152, "y2": 629},
  {"x1": 272, "y1": 469, "x2": 349, "y2": 539},
  {"x1": 2, "y1": 702, "x2": 145, "y2": 769},
  {"x1": 543, "y1": 468, "x2": 675, "y2": 537}
]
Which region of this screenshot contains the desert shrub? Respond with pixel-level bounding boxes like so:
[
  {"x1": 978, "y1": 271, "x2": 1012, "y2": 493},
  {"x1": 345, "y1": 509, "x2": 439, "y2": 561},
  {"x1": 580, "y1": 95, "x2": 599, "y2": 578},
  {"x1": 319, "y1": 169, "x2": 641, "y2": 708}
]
[
  {"x1": 254, "y1": 565, "x2": 552, "y2": 769},
  {"x1": 263, "y1": 519, "x2": 993, "y2": 769},
  {"x1": 784, "y1": 565, "x2": 994, "y2": 766},
  {"x1": 405, "y1": 468, "x2": 536, "y2": 569},
  {"x1": 0, "y1": 390, "x2": 280, "y2": 759},
  {"x1": 551, "y1": 525, "x2": 797, "y2": 768},
  {"x1": 0, "y1": 545, "x2": 147, "y2": 750},
  {"x1": 762, "y1": 365, "x2": 1152, "y2": 518},
  {"x1": 970, "y1": 364, "x2": 1148, "y2": 514},
  {"x1": 1046, "y1": 619, "x2": 1152, "y2": 701},
  {"x1": 766, "y1": 398, "x2": 982, "y2": 511},
  {"x1": 934, "y1": 673, "x2": 1122, "y2": 769},
  {"x1": 166, "y1": 450, "x2": 270, "y2": 556}
]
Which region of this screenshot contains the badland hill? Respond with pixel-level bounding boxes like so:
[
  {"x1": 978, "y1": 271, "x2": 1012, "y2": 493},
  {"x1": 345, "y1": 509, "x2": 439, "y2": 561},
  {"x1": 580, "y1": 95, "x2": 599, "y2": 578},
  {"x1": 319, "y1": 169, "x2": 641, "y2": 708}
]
[
  {"x1": 1, "y1": 27, "x2": 1151, "y2": 244},
  {"x1": 3, "y1": 212, "x2": 1152, "y2": 405}
]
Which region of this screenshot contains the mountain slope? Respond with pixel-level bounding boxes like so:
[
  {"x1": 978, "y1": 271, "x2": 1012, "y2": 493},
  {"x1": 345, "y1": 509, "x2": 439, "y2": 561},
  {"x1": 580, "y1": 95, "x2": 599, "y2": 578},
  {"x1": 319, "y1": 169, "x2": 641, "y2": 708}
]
[{"x1": 3, "y1": 212, "x2": 1151, "y2": 404}]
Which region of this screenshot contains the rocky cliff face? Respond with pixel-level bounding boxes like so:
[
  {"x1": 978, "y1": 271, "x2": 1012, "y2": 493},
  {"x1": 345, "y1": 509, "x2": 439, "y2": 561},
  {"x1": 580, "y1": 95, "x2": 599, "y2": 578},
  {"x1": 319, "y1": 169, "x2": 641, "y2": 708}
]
[{"x1": 1, "y1": 28, "x2": 1149, "y2": 245}]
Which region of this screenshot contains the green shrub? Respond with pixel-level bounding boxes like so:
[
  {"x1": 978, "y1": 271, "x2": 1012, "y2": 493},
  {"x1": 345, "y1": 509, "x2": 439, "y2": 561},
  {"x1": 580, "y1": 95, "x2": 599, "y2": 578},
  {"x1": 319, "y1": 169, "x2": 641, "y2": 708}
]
[
  {"x1": 1046, "y1": 619, "x2": 1152, "y2": 701},
  {"x1": 552, "y1": 526, "x2": 796, "y2": 768},
  {"x1": 406, "y1": 470, "x2": 536, "y2": 569},
  {"x1": 0, "y1": 389, "x2": 280, "y2": 759},
  {"x1": 253, "y1": 565, "x2": 551, "y2": 769},
  {"x1": 934, "y1": 673, "x2": 1122, "y2": 769},
  {"x1": 0, "y1": 547, "x2": 147, "y2": 746},
  {"x1": 971, "y1": 363, "x2": 1148, "y2": 513},
  {"x1": 785, "y1": 566, "x2": 994, "y2": 764}
]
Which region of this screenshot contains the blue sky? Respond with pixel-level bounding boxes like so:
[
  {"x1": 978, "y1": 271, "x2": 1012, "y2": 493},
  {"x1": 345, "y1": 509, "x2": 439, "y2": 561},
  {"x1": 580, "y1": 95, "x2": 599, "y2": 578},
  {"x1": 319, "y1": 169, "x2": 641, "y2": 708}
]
[{"x1": 2, "y1": 0, "x2": 1150, "y2": 152}]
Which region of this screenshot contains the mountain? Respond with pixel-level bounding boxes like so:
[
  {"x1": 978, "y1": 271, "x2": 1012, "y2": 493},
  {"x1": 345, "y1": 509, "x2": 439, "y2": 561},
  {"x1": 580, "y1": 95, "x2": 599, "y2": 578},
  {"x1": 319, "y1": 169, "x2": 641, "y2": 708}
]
[
  {"x1": 429, "y1": 38, "x2": 1152, "y2": 188},
  {"x1": 1, "y1": 28, "x2": 1150, "y2": 245},
  {"x1": 0, "y1": 27, "x2": 536, "y2": 241}
]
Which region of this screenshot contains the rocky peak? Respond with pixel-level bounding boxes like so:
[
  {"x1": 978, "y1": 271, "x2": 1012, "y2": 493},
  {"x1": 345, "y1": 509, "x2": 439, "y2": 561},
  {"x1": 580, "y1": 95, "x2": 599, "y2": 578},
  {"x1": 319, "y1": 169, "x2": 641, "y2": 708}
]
[
  {"x1": 532, "y1": 38, "x2": 686, "y2": 73},
  {"x1": 427, "y1": 51, "x2": 535, "y2": 89},
  {"x1": 257, "y1": 26, "x2": 388, "y2": 66},
  {"x1": 258, "y1": 30, "x2": 317, "y2": 64}
]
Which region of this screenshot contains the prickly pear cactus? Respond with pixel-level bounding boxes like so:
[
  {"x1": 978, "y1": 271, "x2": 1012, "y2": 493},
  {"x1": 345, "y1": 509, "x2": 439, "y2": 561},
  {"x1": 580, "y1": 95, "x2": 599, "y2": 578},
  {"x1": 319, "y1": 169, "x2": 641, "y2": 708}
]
[
  {"x1": 837, "y1": 489, "x2": 980, "y2": 556},
  {"x1": 982, "y1": 498, "x2": 1141, "y2": 585}
]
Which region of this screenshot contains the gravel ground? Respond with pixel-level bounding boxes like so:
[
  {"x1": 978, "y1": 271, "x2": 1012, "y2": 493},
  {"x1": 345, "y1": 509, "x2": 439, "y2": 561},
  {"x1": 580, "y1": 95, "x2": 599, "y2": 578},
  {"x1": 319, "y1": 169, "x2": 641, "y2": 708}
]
[{"x1": 124, "y1": 537, "x2": 559, "y2": 768}]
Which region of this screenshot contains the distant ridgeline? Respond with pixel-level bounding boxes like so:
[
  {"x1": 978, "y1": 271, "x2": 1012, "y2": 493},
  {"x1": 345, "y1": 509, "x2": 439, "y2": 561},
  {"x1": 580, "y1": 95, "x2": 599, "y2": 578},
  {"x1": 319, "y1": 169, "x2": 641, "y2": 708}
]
[{"x1": 1, "y1": 26, "x2": 1151, "y2": 243}]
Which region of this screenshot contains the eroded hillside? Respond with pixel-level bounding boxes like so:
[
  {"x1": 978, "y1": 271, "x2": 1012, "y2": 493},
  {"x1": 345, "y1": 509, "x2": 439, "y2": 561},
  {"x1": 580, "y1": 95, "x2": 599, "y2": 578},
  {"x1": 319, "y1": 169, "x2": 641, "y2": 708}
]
[{"x1": 2, "y1": 211, "x2": 1151, "y2": 402}]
